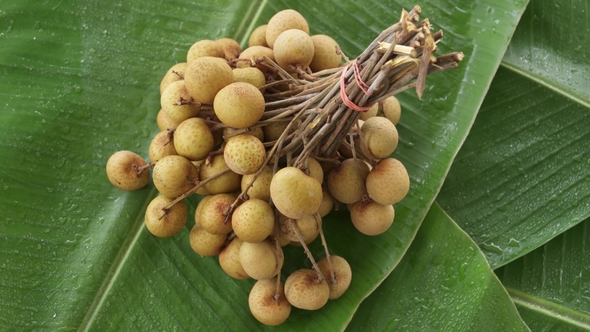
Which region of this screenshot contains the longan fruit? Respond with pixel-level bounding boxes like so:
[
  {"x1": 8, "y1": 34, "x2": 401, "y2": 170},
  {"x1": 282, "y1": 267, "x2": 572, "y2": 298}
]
[
  {"x1": 248, "y1": 278, "x2": 291, "y2": 326},
  {"x1": 199, "y1": 154, "x2": 242, "y2": 194},
  {"x1": 248, "y1": 24, "x2": 269, "y2": 48},
  {"x1": 223, "y1": 134, "x2": 266, "y2": 175},
  {"x1": 189, "y1": 224, "x2": 227, "y2": 257},
  {"x1": 232, "y1": 67, "x2": 267, "y2": 88},
  {"x1": 273, "y1": 29, "x2": 315, "y2": 72},
  {"x1": 359, "y1": 103, "x2": 378, "y2": 121},
  {"x1": 317, "y1": 188, "x2": 334, "y2": 217},
  {"x1": 327, "y1": 158, "x2": 370, "y2": 204},
  {"x1": 284, "y1": 269, "x2": 330, "y2": 310},
  {"x1": 266, "y1": 9, "x2": 309, "y2": 48},
  {"x1": 106, "y1": 150, "x2": 150, "y2": 191},
  {"x1": 160, "y1": 80, "x2": 200, "y2": 123},
  {"x1": 186, "y1": 39, "x2": 225, "y2": 63},
  {"x1": 239, "y1": 240, "x2": 283, "y2": 280},
  {"x1": 184, "y1": 56, "x2": 234, "y2": 104},
  {"x1": 232, "y1": 198, "x2": 275, "y2": 243},
  {"x1": 215, "y1": 37, "x2": 241, "y2": 61},
  {"x1": 144, "y1": 195, "x2": 187, "y2": 238},
  {"x1": 152, "y1": 155, "x2": 198, "y2": 199},
  {"x1": 270, "y1": 167, "x2": 323, "y2": 219},
  {"x1": 156, "y1": 108, "x2": 183, "y2": 131},
  {"x1": 159, "y1": 62, "x2": 188, "y2": 94},
  {"x1": 279, "y1": 214, "x2": 319, "y2": 243},
  {"x1": 197, "y1": 193, "x2": 235, "y2": 235},
  {"x1": 317, "y1": 255, "x2": 352, "y2": 300},
  {"x1": 306, "y1": 156, "x2": 324, "y2": 184},
  {"x1": 219, "y1": 237, "x2": 249, "y2": 280},
  {"x1": 361, "y1": 116, "x2": 399, "y2": 159},
  {"x1": 350, "y1": 199, "x2": 395, "y2": 236},
  {"x1": 262, "y1": 121, "x2": 290, "y2": 143},
  {"x1": 173, "y1": 117, "x2": 215, "y2": 161},
  {"x1": 148, "y1": 130, "x2": 177, "y2": 163},
  {"x1": 379, "y1": 95, "x2": 402, "y2": 125},
  {"x1": 213, "y1": 82, "x2": 265, "y2": 129},
  {"x1": 241, "y1": 165, "x2": 273, "y2": 201},
  {"x1": 309, "y1": 34, "x2": 342, "y2": 72},
  {"x1": 236, "y1": 46, "x2": 275, "y2": 71},
  {"x1": 366, "y1": 158, "x2": 410, "y2": 206},
  {"x1": 223, "y1": 127, "x2": 264, "y2": 142}
]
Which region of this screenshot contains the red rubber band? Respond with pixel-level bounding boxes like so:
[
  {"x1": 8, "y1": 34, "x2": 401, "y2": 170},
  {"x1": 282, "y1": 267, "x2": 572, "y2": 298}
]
[{"x1": 339, "y1": 61, "x2": 373, "y2": 112}]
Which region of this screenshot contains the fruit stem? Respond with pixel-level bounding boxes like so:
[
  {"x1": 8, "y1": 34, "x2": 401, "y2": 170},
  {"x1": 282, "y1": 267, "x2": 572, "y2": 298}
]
[
  {"x1": 316, "y1": 212, "x2": 337, "y2": 286},
  {"x1": 134, "y1": 162, "x2": 155, "y2": 177},
  {"x1": 290, "y1": 218, "x2": 325, "y2": 283}
]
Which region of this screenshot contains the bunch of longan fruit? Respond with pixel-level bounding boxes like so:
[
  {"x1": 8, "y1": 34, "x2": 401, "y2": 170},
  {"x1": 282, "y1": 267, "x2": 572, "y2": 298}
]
[{"x1": 103, "y1": 6, "x2": 459, "y2": 326}]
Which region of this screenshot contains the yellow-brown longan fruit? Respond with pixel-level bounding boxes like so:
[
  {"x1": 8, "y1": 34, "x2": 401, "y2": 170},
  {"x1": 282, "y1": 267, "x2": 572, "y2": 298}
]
[
  {"x1": 378, "y1": 95, "x2": 402, "y2": 125},
  {"x1": 160, "y1": 62, "x2": 188, "y2": 94},
  {"x1": 241, "y1": 165, "x2": 273, "y2": 201},
  {"x1": 213, "y1": 82, "x2": 265, "y2": 129},
  {"x1": 148, "y1": 130, "x2": 177, "y2": 163},
  {"x1": 350, "y1": 199, "x2": 395, "y2": 236},
  {"x1": 270, "y1": 167, "x2": 323, "y2": 219},
  {"x1": 184, "y1": 56, "x2": 233, "y2": 104},
  {"x1": 219, "y1": 237, "x2": 249, "y2": 280},
  {"x1": 186, "y1": 39, "x2": 225, "y2": 63},
  {"x1": 248, "y1": 24, "x2": 269, "y2": 48},
  {"x1": 215, "y1": 37, "x2": 241, "y2": 61},
  {"x1": 223, "y1": 127, "x2": 264, "y2": 142},
  {"x1": 284, "y1": 269, "x2": 330, "y2": 310},
  {"x1": 317, "y1": 255, "x2": 352, "y2": 300},
  {"x1": 263, "y1": 121, "x2": 290, "y2": 143},
  {"x1": 197, "y1": 193, "x2": 235, "y2": 235},
  {"x1": 366, "y1": 158, "x2": 410, "y2": 206},
  {"x1": 361, "y1": 116, "x2": 399, "y2": 159},
  {"x1": 232, "y1": 198, "x2": 275, "y2": 243},
  {"x1": 273, "y1": 29, "x2": 315, "y2": 72},
  {"x1": 173, "y1": 117, "x2": 215, "y2": 161},
  {"x1": 232, "y1": 67, "x2": 267, "y2": 88},
  {"x1": 306, "y1": 156, "x2": 324, "y2": 184},
  {"x1": 156, "y1": 108, "x2": 183, "y2": 131},
  {"x1": 144, "y1": 195, "x2": 187, "y2": 238},
  {"x1": 223, "y1": 134, "x2": 266, "y2": 175},
  {"x1": 236, "y1": 45, "x2": 275, "y2": 70},
  {"x1": 248, "y1": 278, "x2": 291, "y2": 326},
  {"x1": 359, "y1": 103, "x2": 378, "y2": 121},
  {"x1": 189, "y1": 224, "x2": 227, "y2": 257},
  {"x1": 317, "y1": 188, "x2": 334, "y2": 217},
  {"x1": 239, "y1": 240, "x2": 283, "y2": 280},
  {"x1": 309, "y1": 34, "x2": 342, "y2": 72},
  {"x1": 279, "y1": 214, "x2": 319, "y2": 243},
  {"x1": 266, "y1": 9, "x2": 310, "y2": 49},
  {"x1": 106, "y1": 150, "x2": 150, "y2": 191},
  {"x1": 152, "y1": 155, "x2": 198, "y2": 199},
  {"x1": 200, "y1": 154, "x2": 242, "y2": 194},
  {"x1": 160, "y1": 80, "x2": 200, "y2": 123},
  {"x1": 327, "y1": 158, "x2": 370, "y2": 204}
]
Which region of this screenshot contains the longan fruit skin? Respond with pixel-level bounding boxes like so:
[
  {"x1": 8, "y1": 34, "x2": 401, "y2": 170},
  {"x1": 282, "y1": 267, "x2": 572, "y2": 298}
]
[
  {"x1": 215, "y1": 37, "x2": 241, "y2": 60},
  {"x1": 248, "y1": 24, "x2": 269, "y2": 48},
  {"x1": 263, "y1": 121, "x2": 290, "y2": 143},
  {"x1": 214, "y1": 82, "x2": 265, "y2": 129},
  {"x1": 144, "y1": 195, "x2": 187, "y2": 238},
  {"x1": 184, "y1": 56, "x2": 234, "y2": 104},
  {"x1": 327, "y1": 158, "x2": 370, "y2": 204},
  {"x1": 239, "y1": 240, "x2": 283, "y2": 280},
  {"x1": 361, "y1": 116, "x2": 399, "y2": 159},
  {"x1": 306, "y1": 157, "x2": 324, "y2": 184},
  {"x1": 232, "y1": 199, "x2": 275, "y2": 243},
  {"x1": 379, "y1": 95, "x2": 402, "y2": 125},
  {"x1": 284, "y1": 269, "x2": 330, "y2": 310},
  {"x1": 236, "y1": 46, "x2": 275, "y2": 71},
  {"x1": 152, "y1": 155, "x2": 198, "y2": 199},
  {"x1": 359, "y1": 103, "x2": 378, "y2": 121},
  {"x1": 159, "y1": 62, "x2": 188, "y2": 94},
  {"x1": 241, "y1": 165, "x2": 273, "y2": 201},
  {"x1": 317, "y1": 255, "x2": 352, "y2": 300},
  {"x1": 219, "y1": 237, "x2": 249, "y2": 279},
  {"x1": 160, "y1": 80, "x2": 200, "y2": 123},
  {"x1": 189, "y1": 224, "x2": 227, "y2": 257},
  {"x1": 106, "y1": 150, "x2": 150, "y2": 191},
  {"x1": 270, "y1": 167, "x2": 323, "y2": 219},
  {"x1": 350, "y1": 199, "x2": 395, "y2": 236},
  {"x1": 366, "y1": 158, "x2": 410, "y2": 206},
  {"x1": 279, "y1": 214, "x2": 319, "y2": 243},
  {"x1": 266, "y1": 9, "x2": 310, "y2": 48},
  {"x1": 273, "y1": 29, "x2": 315, "y2": 72},
  {"x1": 248, "y1": 278, "x2": 291, "y2": 326},
  {"x1": 309, "y1": 34, "x2": 342, "y2": 72},
  {"x1": 186, "y1": 39, "x2": 225, "y2": 63},
  {"x1": 317, "y1": 188, "x2": 334, "y2": 217},
  {"x1": 197, "y1": 193, "x2": 235, "y2": 235},
  {"x1": 148, "y1": 130, "x2": 177, "y2": 163},
  {"x1": 156, "y1": 108, "x2": 183, "y2": 132},
  {"x1": 232, "y1": 67, "x2": 267, "y2": 88},
  {"x1": 224, "y1": 134, "x2": 266, "y2": 175},
  {"x1": 173, "y1": 117, "x2": 215, "y2": 161},
  {"x1": 223, "y1": 127, "x2": 264, "y2": 143},
  {"x1": 200, "y1": 154, "x2": 242, "y2": 194}
]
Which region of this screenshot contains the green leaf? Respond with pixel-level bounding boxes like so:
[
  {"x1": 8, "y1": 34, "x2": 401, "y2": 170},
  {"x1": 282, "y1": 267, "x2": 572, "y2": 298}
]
[
  {"x1": 347, "y1": 203, "x2": 530, "y2": 331},
  {"x1": 0, "y1": 0, "x2": 526, "y2": 331},
  {"x1": 496, "y1": 216, "x2": 590, "y2": 331},
  {"x1": 438, "y1": 0, "x2": 590, "y2": 268}
]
